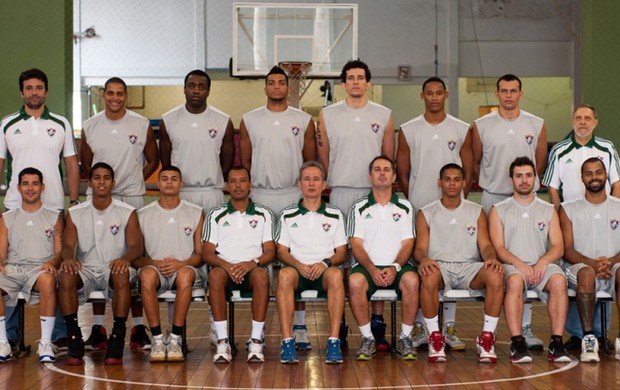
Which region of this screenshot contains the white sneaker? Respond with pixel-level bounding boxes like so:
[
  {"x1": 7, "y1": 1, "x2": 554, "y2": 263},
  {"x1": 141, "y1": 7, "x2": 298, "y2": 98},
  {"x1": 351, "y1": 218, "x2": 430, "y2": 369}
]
[
  {"x1": 37, "y1": 340, "x2": 56, "y2": 363},
  {"x1": 0, "y1": 340, "x2": 12, "y2": 363},
  {"x1": 522, "y1": 324, "x2": 544, "y2": 350},
  {"x1": 580, "y1": 334, "x2": 600, "y2": 363},
  {"x1": 214, "y1": 339, "x2": 232, "y2": 363},
  {"x1": 615, "y1": 337, "x2": 620, "y2": 361},
  {"x1": 411, "y1": 322, "x2": 428, "y2": 348},
  {"x1": 150, "y1": 335, "x2": 166, "y2": 362},
  {"x1": 247, "y1": 339, "x2": 265, "y2": 363},
  {"x1": 167, "y1": 335, "x2": 185, "y2": 362},
  {"x1": 443, "y1": 322, "x2": 466, "y2": 351},
  {"x1": 292, "y1": 325, "x2": 311, "y2": 350},
  {"x1": 209, "y1": 308, "x2": 218, "y2": 347}
]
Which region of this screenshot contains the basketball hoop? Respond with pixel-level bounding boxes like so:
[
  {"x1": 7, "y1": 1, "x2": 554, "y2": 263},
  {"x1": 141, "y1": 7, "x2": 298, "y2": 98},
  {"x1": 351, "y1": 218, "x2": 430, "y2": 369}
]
[{"x1": 279, "y1": 61, "x2": 313, "y2": 109}]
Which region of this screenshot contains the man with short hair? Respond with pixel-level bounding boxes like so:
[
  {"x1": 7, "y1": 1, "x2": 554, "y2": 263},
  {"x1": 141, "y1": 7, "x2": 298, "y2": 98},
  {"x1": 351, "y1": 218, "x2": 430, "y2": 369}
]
[
  {"x1": 58, "y1": 163, "x2": 143, "y2": 365},
  {"x1": 471, "y1": 73, "x2": 548, "y2": 349},
  {"x1": 0, "y1": 168, "x2": 63, "y2": 363},
  {"x1": 489, "y1": 156, "x2": 570, "y2": 364},
  {"x1": 203, "y1": 166, "x2": 275, "y2": 363},
  {"x1": 348, "y1": 156, "x2": 419, "y2": 361},
  {"x1": 136, "y1": 166, "x2": 204, "y2": 362},
  {"x1": 559, "y1": 157, "x2": 620, "y2": 362},
  {"x1": 415, "y1": 163, "x2": 503, "y2": 363},
  {"x1": 276, "y1": 161, "x2": 347, "y2": 364}
]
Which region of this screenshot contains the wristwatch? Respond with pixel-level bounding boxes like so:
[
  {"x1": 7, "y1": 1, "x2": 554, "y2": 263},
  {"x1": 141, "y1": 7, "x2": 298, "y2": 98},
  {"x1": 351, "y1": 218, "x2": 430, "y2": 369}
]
[
  {"x1": 391, "y1": 263, "x2": 402, "y2": 272},
  {"x1": 69, "y1": 199, "x2": 80, "y2": 206},
  {"x1": 322, "y1": 258, "x2": 332, "y2": 268},
  {"x1": 252, "y1": 258, "x2": 260, "y2": 267}
]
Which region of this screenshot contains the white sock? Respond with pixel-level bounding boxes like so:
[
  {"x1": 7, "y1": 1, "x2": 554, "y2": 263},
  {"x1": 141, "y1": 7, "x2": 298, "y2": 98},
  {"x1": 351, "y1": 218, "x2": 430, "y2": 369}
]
[
  {"x1": 400, "y1": 323, "x2": 413, "y2": 338},
  {"x1": 294, "y1": 310, "x2": 305, "y2": 326},
  {"x1": 521, "y1": 303, "x2": 532, "y2": 327},
  {"x1": 133, "y1": 316, "x2": 144, "y2": 326},
  {"x1": 483, "y1": 314, "x2": 499, "y2": 333},
  {"x1": 359, "y1": 323, "x2": 373, "y2": 339},
  {"x1": 251, "y1": 320, "x2": 265, "y2": 341},
  {"x1": 443, "y1": 302, "x2": 457, "y2": 327},
  {"x1": 94, "y1": 315, "x2": 105, "y2": 326},
  {"x1": 40, "y1": 316, "x2": 55, "y2": 343},
  {"x1": 424, "y1": 316, "x2": 440, "y2": 335},
  {"x1": 0, "y1": 316, "x2": 7, "y2": 342},
  {"x1": 214, "y1": 320, "x2": 228, "y2": 341},
  {"x1": 414, "y1": 309, "x2": 425, "y2": 324}
]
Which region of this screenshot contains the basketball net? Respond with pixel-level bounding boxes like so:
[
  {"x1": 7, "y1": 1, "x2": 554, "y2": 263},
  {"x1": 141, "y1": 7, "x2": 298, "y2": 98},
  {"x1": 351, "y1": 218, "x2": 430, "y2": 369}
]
[{"x1": 279, "y1": 61, "x2": 312, "y2": 109}]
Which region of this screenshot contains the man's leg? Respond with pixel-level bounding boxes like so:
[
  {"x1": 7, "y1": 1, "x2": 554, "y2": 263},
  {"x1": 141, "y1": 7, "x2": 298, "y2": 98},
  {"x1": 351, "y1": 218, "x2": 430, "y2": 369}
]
[
  {"x1": 105, "y1": 272, "x2": 131, "y2": 365},
  {"x1": 85, "y1": 302, "x2": 108, "y2": 350},
  {"x1": 397, "y1": 271, "x2": 419, "y2": 361},
  {"x1": 140, "y1": 267, "x2": 165, "y2": 362},
  {"x1": 521, "y1": 302, "x2": 543, "y2": 350},
  {"x1": 34, "y1": 272, "x2": 57, "y2": 363},
  {"x1": 0, "y1": 291, "x2": 12, "y2": 362},
  {"x1": 58, "y1": 270, "x2": 85, "y2": 365},
  {"x1": 276, "y1": 267, "x2": 299, "y2": 364},
  {"x1": 323, "y1": 267, "x2": 345, "y2": 364},
  {"x1": 208, "y1": 267, "x2": 233, "y2": 364},
  {"x1": 348, "y1": 272, "x2": 375, "y2": 360},
  {"x1": 166, "y1": 267, "x2": 197, "y2": 361},
  {"x1": 574, "y1": 266, "x2": 598, "y2": 362},
  {"x1": 544, "y1": 274, "x2": 570, "y2": 362},
  {"x1": 503, "y1": 273, "x2": 531, "y2": 363},
  {"x1": 420, "y1": 269, "x2": 445, "y2": 362},
  {"x1": 470, "y1": 267, "x2": 502, "y2": 363},
  {"x1": 246, "y1": 267, "x2": 269, "y2": 363}
]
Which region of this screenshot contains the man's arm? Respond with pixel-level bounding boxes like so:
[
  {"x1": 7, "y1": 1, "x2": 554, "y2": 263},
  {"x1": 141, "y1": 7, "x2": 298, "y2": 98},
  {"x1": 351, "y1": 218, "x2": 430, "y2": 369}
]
[
  {"x1": 220, "y1": 119, "x2": 235, "y2": 180},
  {"x1": 238, "y1": 119, "x2": 252, "y2": 173},
  {"x1": 461, "y1": 128, "x2": 474, "y2": 197},
  {"x1": 396, "y1": 129, "x2": 411, "y2": 198},
  {"x1": 64, "y1": 155, "x2": 80, "y2": 203},
  {"x1": 475, "y1": 211, "x2": 500, "y2": 263},
  {"x1": 381, "y1": 115, "x2": 396, "y2": 159},
  {"x1": 559, "y1": 206, "x2": 597, "y2": 267},
  {"x1": 488, "y1": 206, "x2": 527, "y2": 266},
  {"x1": 302, "y1": 119, "x2": 317, "y2": 162},
  {"x1": 547, "y1": 187, "x2": 562, "y2": 209},
  {"x1": 142, "y1": 125, "x2": 160, "y2": 180},
  {"x1": 46, "y1": 212, "x2": 65, "y2": 269},
  {"x1": 611, "y1": 181, "x2": 620, "y2": 198},
  {"x1": 158, "y1": 119, "x2": 172, "y2": 167},
  {"x1": 471, "y1": 124, "x2": 482, "y2": 182},
  {"x1": 536, "y1": 208, "x2": 564, "y2": 265},
  {"x1": 0, "y1": 216, "x2": 8, "y2": 272},
  {"x1": 535, "y1": 125, "x2": 548, "y2": 176},
  {"x1": 79, "y1": 130, "x2": 94, "y2": 179},
  {"x1": 316, "y1": 110, "x2": 330, "y2": 174},
  {"x1": 60, "y1": 212, "x2": 81, "y2": 274}
]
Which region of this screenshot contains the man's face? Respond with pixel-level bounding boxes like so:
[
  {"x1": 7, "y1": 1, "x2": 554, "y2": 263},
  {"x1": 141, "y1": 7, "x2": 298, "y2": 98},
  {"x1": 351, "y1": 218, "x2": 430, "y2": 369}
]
[
  {"x1": 582, "y1": 160, "x2": 607, "y2": 194},
  {"x1": 572, "y1": 107, "x2": 598, "y2": 141},
  {"x1": 265, "y1": 74, "x2": 288, "y2": 102},
  {"x1": 18, "y1": 174, "x2": 44, "y2": 205},
  {"x1": 342, "y1": 68, "x2": 370, "y2": 99},
  {"x1": 369, "y1": 158, "x2": 396, "y2": 190},
  {"x1": 495, "y1": 80, "x2": 522, "y2": 111},
  {"x1": 158, "y1": 170, "x2": 182, "y2": 197},
  {"x1": 227, "y1": 169, "x2": 251, "y2": 201},
  {"x1": 421, "y1": 82, "x2": 448, "y2": 114},
  {"x1": 298, "y1": 166, "x2": 325, "y2": 199},
  {"x1": 103, "y1": 82, "x2": 127, "y2": 114},
  {"x1": 21, "y1": 78, "x2": 47, "y2": 110},
  {"x1": 511, "y1": 165, "x2": 536, "y2": 196},
  {"x1": 89, "y1": 168, "x2": 115, "y2": 197},
  {"x1": 438, "y1": 168, "x2": 464, "y2": 198},
  {"x1": 184, "y1": 74, "x2": 209, "y2": 109}
]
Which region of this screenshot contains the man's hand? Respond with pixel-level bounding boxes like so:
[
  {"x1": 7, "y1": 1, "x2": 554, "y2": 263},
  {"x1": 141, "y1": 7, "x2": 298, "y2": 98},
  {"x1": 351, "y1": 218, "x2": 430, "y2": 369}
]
[
  {"x1": 531, "y1": 262, "x2": 547, "y2": 286},
  {"x1": 39, "y1": 260, "x2": 57, "y2": 275},
  {"x1": 596, "y1": 257, "x2": 613, "y2": 279},
  {"x1": 418, "y1": 257, "x2": 440, "y2": 277},
  {"x1": 305, "y1": 262, "x2": 328, "y2": 281},
  {"x1": 229, "y1": 260, "x2": 257, "y2": 283},
  {"x1": 157, "y1": 257, "x2": 185, "y2": 277},
  {"x1": 379, "y1": 266, "x2": 397, "y2": 286},
  {"x1": 109, "y1": 258, "x2": 130, "y2": 274},
  {"x1": 369, "y1": 266, "x2": 387, "y2": 287},
  {"x1": 483, "y1": 258, "x2": 504, "y2": 274},
  {"x1": 514, "y1": 261, "x2": 535, "y2": 285},
  {"x1": 0, "y1": 264, "x2": 5, "y2": 274},
  {"x1": 60, "y1": 259, "x2": 82, "y2": 274}
]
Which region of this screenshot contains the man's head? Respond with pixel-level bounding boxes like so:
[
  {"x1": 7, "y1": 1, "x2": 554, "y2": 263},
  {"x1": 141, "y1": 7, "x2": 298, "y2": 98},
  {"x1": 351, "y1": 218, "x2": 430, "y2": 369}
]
[
  {"x1": 227, "y1": 166, "x2": 252, "y2": 201},
  {"x1": 17, "y1": 167, "x2": 44, "y2": 206},
  {"x1": 495, "y1": 74, "x2": 523, "y2": 111},
  {"x1": 572, "y1": 104, "x2": 598, "y2": 143},
  {"x1": 184, "y1": 70, "x2": 210, "y2": 110},
  {"x1": 438, "y1": 163, "x2": 465, "y2": 199},
  {"x1": 581, "y1": 157, "x2": 607, "y2": 194},
  {"x1": 368, "y1": 155, "x2": 396, "y2": 190},
  {"x1": 264, "y1": 66, "x2": 289, "y2": 103},
  {"x1": 298, "y1": 161, "x2": 326, "y2": 200},
  {"x1": 509, "y1": 156, "x2": 536, "y2": 196},
  {"x1": 19, "y1": 68, "x2": 48, "y2": 110},
  {"x1": 103, "y1": 77, "x2": 127, "y2": 115},
  {"x1": 158, "y1": 165, "x2": 183, "y2": 197},
  {"x1": 421, "y1": 77, "x2": 448, "y2": 115},
  {"x1": 340, "y1": 60, "x2": 371, "y2": 99},
  {"x1": 89, "y1": 162, "x2": 115, "y2": 197}
]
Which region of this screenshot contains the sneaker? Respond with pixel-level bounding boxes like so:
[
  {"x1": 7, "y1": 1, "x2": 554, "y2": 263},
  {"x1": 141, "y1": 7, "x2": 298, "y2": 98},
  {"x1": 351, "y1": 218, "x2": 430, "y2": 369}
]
[
  {"x1": 396, "y1": 336, "x2": 417, "y2": 361},
  {"x1": 37, "y1": 340, "x2": 56, "y2": 363},
  {"x1": 548, "y1": 340, "x2": 571, "y2": 363},
  {"x1": 150, "y1": 335, "x2": 166, "y2": 362},
  {"x1": 213, "y1": 339, "x2": 232, "y2": 363},
  {"x1": 66, "y1": 335, "x2": 84, "y2": 365},
  {"x1": 580, "y1": 334, "x2": 599, "y2": 363},
  {"x1": 167, "y1": 335, "x2": 185, "y2": 362},
  {"x1": 129, "y1": 325, "x2": 151, "y2": 350},
  {"x1": 615, "y1": 337, "x2": 620, "y2": 361},
  {"x1": 104, "y1": 333, "x2": 125, "y2": 365},
  {"x1": 53, "y1": 337, "x2": 68, "y2": 351},
  {"x1": 371, "y1": 317, "x2": 389, "y2": 351},
  {"x1": 412, "y1": 322, "x2": 428, "y2": 348},
  {"x1": 244, "y1": 328, "x2": 266, "y2": 351},
  {"x1": 427, "y1": 331, "x2": 446, "y2": 362},
  {"x1": 476, "y1": 331, "x2": 497, "y2": 363},
  {"x1": 247, "y1": 339, "x2": 265, "y2": 363},
  {"x1": 443, "y1": 322, "x2": 466, "y2": 351},
  {"x1": 509, "y1": 336, "x2": 532, "y2": 364},
  {"x1": 0, "y1": 340, "x2": 13, "y2": 363},
  {"x1": 292, "y1": 325, "x2": 312, "y2": 351},
  {"x1": 326, "y1": 338, "x2": 343, "y2": 364},
  {"x1": 280, "y1": 338, "x2": 298, "y2": 364},
  {"x1": 564, "y1": 335, "x2": 582, "y2": 351},
  {"x1": 522, "y1": 324, "x2": 544, "y2": 350},
  {"x1": 339, "y1": 319, "x2": 349, "y2": 349},
  {"x1": 356, "y1": 336, "x2": 376, "y2": 360},
  {"x1": 85, "y1": 325, "x2": 108, "y2": 350}
]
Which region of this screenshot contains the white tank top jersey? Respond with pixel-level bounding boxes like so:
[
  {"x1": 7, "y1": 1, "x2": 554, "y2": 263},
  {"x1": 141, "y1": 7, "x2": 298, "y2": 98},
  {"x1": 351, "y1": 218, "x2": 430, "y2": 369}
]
[{"x1": 4, "y1": 207, "x2": 60, "y2": 266}]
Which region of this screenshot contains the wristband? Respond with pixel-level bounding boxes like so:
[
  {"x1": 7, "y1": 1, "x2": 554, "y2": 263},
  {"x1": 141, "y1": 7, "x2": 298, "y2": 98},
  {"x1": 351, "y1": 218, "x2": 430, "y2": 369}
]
[
  {"x1": 252, "y1": 258, "x2": 260, "y2": 267},
  {"x1": 390, "y1": 263, "x2": 402, "y2": 272},
  {"x1": 69, "y1": 199, "x2": 80, "y2": 206},
  {"x1": 322, "y1": 258, "x2": 332, "y2": 268}
]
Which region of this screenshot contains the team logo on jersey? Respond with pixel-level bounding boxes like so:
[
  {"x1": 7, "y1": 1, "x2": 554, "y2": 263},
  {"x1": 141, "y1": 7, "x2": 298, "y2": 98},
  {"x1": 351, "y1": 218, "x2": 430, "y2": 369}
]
[
  {"x1": 291, "y1": 222, "x2": 299, "y2": 228},
  {"x1": 222, "y1": 221, "x2": 231, "y2": 227},
  {"x1": 447, "y1": 140, "x2": 457, "y2": 150},
  {"x1": 370, "y1": 123, "x2": 381, "y2": 133},
  {"x1": 611, "y1": 219, "x2": 619, "y2": 230},
  {"x1": 291, "y1": 126, "x2": 300, "y2": 136},
  {"x1": 364, "y1": 213, "x2": 373, "y2": 219},
  {"x1": 322, "y1": 223, "x2": 331, "y2": 232},
  {"x1": 208, "y1": 129, "x2": 218, "y2": 138},
  {"x1": 249, "y1": 219, "x2": 258, "y2": 229},
  {"x1": 184, "y1": 226, "x2": 193, "y2": 236},
  {"x1": 47, "y1": 128, "x2": 56, "y2": 137},
  {"x1": 44, "y1": 228, "x2": 53, "y2": 239},
  {"x1": 525, "y1": 134, "x2": 534, "y2": 145},
  {"x1": 13, "y1": 128, "x2": 22, "y2": 135},
  {"x1": 466, "y1": 224, "x2": 477, "y2": 236},
  {"x1": 110, "y1": 224, "x2": 120, "y2": 235},
  {"x1": 537, "y1": 220, "x2": 546, "y2": 231},
  {"x1": 392, "y1": 213, "x2": 402, "y2": 222},
  {"x1": 128, "y1": 134, "x2": 137, "y2": 144}
]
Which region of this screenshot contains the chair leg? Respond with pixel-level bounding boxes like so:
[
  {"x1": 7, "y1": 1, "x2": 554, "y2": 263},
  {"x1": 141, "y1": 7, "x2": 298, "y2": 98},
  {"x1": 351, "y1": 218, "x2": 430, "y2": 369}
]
[
  {"x1": 228, "y1": 301, "x2": 236, "y2": 353},
  {"x1": 17, "y1": 299, "x2": 31, "y2": 357},
  {"x1": 391, "y1": 301, "x2": 397, "y2": 352},
  {"x1": 600, "y1": 300, "x2": 610, "y2": 355}
]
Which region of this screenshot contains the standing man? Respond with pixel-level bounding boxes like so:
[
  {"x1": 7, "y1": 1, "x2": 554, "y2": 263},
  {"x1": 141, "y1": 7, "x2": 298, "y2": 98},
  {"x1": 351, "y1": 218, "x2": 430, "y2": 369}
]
[
  {"x1": 316, "y1": 59, "x2": 395, "y2": 350},
  {"x1": 559, "y1": 157, "x2": 620, "y2": 362},
  {"x1": 276, "y1": 161, "x2": 347, "y2": 364},
  {"x1": 136, "y1": 166, "x2": 204, "y2": 362},
  {"x1": 489, "y1": 157, "x2": 570, "y2": 364},
  {"x1": 472, "y1": 73, "x2": 548, "y2": 349},
  {"x1": 80, "y1": 77, "x2": 158, "y2": 350},
  {"x1": 397, "y1": 76, "x2": 473, "y2": 351},
  {"x1": 0, "y1": 168, "x2": 63, "y2": 363},
  {"x1": 348, "y1": 156, "x2": 419, "y2": 361},
  {"x1": 415, "y1": 163, "x2": 503, "y2": 363},
  {"x1": 203, "y1": 166, "x2": 275, "y2": 363},
  {"x1": 0, "y1": 68, "x2": 80, "y2": 351},
  {"x1": 58, "y1": 163, "x2": 143, "y2": 365}
]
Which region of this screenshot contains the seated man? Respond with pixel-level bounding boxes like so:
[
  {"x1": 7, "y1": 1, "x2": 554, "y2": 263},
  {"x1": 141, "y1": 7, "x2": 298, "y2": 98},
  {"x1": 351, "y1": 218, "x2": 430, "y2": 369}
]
[
  {"x1": 416, "y1": 163, "x2": 504, "y2": 363},
  {"x1": 0, "y1": 168, "x2": 63, "y2": 363},
  {"x1": 559, "y1": 157, "x2": 620, "y2": 363},
  {"x1": 489, "y1": 157, "x2": 570, "y2": 363},
  {"x1": 203, "y1": 166, "x2": 275, "y2": 363},
  {"x1": 136, "y1": 166, "x2": 204, "y2": 362},
  {"x1": 276, "y1": 161, "x2": 347, "y2": 364},
  {"x1": 348, "y1": 155, "x2": 419, "y2": 361},
  {"x1": 58, "y1": 162, "x2": 143, "y2": 365}
]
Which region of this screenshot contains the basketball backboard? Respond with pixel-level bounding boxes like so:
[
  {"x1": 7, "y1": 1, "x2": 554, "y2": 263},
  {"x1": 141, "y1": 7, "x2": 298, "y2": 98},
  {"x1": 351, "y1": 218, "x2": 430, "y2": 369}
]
[{"x1": 232, "y1": 3, "x2": 358, "y2": 79}]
